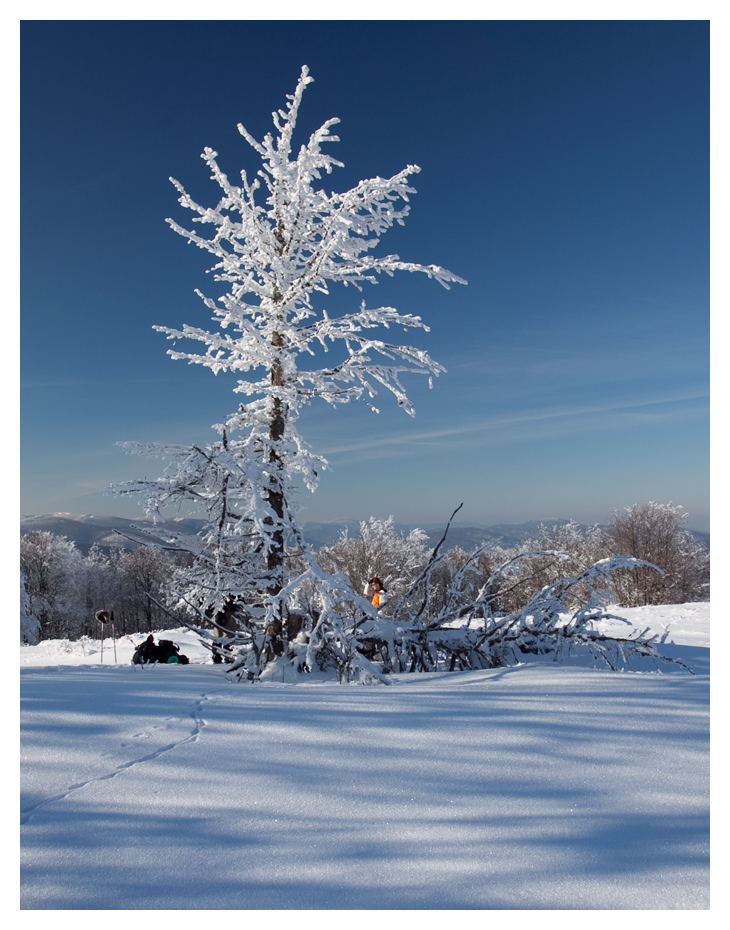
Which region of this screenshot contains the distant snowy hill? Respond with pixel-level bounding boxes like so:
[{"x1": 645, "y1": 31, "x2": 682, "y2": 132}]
[
  {"x1": 20, "y1": 512, "x2": 709, "y2": 554},
  {"x1": 20, "y1": 512, "x2": 587, "y2": 555},
  {"x1": 298, "y1": 518, "x2": 591, "y2": 550},
  {"x1": 19, "y1": 513, "x2": 207, "y2": 556}
]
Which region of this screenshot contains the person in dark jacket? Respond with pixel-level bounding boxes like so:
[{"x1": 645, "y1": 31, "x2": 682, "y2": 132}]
[
  {"x1": 132, "y1": 635, "x2": 189, "y2": 665},
  {"x1": 133, "y1": 634, "x2": 160, "y2": 664}
]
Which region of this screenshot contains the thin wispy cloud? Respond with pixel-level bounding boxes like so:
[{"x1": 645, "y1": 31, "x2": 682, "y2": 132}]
[
  {"x1": 21, "y1": 378, "x2": 191, "y2": 388},
  {"x1": 321, "y1": 392, "x2": 709, "y2": 456}
]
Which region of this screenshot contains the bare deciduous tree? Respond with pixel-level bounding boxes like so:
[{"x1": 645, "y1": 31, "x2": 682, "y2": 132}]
[
  {"x1": 117, "y1": 546, "x2": 179, "y2": 633},
  {"x1": 605, "y1": 502, "x2": 709, "y2": 606}
]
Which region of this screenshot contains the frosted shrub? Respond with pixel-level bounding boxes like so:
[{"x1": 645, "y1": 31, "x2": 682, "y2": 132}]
[{"x1": 605, "y1": 502, "x2": 709, "y2": 606}]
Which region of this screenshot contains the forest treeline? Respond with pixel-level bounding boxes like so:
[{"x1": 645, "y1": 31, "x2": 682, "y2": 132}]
[{"x1": 20, "y1": 502, "x2": 709, "y2": 644}]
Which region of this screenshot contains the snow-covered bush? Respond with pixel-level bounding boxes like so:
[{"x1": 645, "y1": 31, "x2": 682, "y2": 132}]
[
  {"x1": 346, "y1": 508, "x2": 688, "y2": 676},
  {"x1": 487, "y1": 522, "x2": 609, "y2": 614},
  {"x1": 414, "y1": 522, "x2": 603, "y2": 620},
  {"x1": 428, "y1": 513, "x2": 708, "y2": 618},
  {"x1": 20, "y1": 570, "x2": 40, "y2": 645},
  {"x1": 604, "y1": 502, "x2": 709, "y2": 606}
]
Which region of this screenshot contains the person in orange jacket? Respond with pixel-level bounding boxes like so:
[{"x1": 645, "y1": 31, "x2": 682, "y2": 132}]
[{"x1": 364, "y1": 577, "x2": 387, "y2": 609}]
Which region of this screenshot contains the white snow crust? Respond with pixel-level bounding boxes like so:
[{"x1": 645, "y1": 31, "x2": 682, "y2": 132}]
[{"x1": 20, "y1": 604, "x2": 709, "y2": 910}]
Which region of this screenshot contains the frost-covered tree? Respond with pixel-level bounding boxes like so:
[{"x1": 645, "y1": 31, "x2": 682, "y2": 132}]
[
  {"x1": 488, "y1": 521, "x2": 608, "y2": 613},
  {"x1": 605, "y1": 502, "x2": 709, "y2": 606},
  {"x1": 317, "y1": 517, "x2": 429, "y2": 614},
  {"x1": 20, "y1": 531, "x2": 86, "y2": 639},
  {"x1": 114, "y1": 66, "x2": 465, "y2": 660},
  {"x1": 20, "y1": 570, "x2": 40, "y2": 645}
]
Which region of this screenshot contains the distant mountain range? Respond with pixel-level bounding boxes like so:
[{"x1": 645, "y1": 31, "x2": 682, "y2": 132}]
[
  {"x1": 19, "y1": 513, "x2": 208, "y2": 556},
  {"x1": 298, "y1": 519, "x2": 590, "y2": 551},
  {"x1": 20, "y1": 512, "x2": 709, "y2": 555}
]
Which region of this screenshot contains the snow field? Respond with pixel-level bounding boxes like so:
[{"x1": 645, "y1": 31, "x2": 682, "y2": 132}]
[{"x1": 20, "y1": 605, "x2": 709, "y2": 910}]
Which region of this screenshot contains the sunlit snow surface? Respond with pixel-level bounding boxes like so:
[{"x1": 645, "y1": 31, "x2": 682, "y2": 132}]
[{"x1": 20, "y1": 605, "x2": 709, "y2": 909}]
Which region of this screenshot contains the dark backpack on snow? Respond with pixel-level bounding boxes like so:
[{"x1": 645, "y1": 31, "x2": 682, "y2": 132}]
[{"x1": 133, "y1": 635, "x2": 189, "y2": 665}]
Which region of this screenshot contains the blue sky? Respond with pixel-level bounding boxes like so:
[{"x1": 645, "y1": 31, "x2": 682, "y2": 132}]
[{"x1": 20, "y1": 19, "x2": 709, "y2": 531}]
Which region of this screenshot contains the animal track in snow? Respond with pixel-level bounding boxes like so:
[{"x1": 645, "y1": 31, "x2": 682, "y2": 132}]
[{"x1": 20, "y1": 689, "x2": 223, "y2": 825}]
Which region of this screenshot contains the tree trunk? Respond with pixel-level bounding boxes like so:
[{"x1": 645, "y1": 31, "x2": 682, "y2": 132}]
[{"x1": 267, "y1": 329, "x2": 286, "y2": 598}]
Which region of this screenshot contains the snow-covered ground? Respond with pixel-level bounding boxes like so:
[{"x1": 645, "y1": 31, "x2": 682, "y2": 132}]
[{"x1": 20, "y1": 604, "x2": 709, "y2": 909}]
